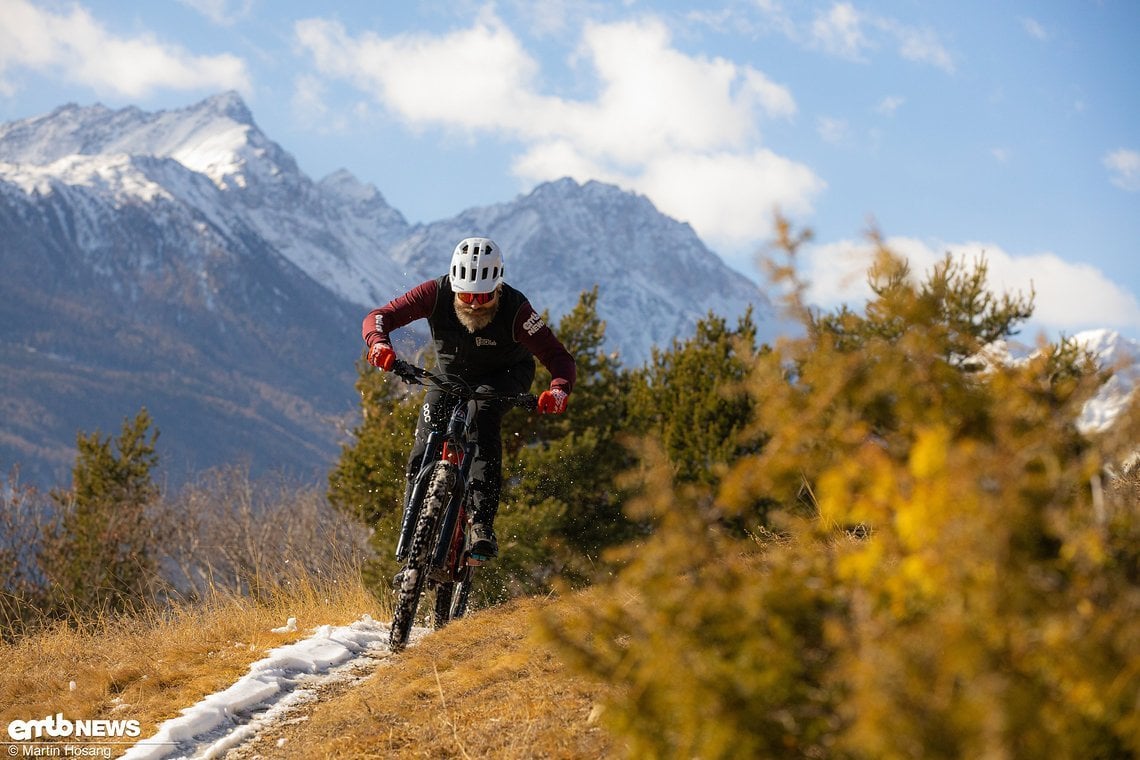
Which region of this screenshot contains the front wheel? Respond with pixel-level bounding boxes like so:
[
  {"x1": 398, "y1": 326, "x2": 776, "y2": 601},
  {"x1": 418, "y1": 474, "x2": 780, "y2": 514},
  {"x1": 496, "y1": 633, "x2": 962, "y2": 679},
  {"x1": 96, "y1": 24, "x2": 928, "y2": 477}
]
[{"x1": 389, "y1": 462, "x2": 457, "y2": 652}]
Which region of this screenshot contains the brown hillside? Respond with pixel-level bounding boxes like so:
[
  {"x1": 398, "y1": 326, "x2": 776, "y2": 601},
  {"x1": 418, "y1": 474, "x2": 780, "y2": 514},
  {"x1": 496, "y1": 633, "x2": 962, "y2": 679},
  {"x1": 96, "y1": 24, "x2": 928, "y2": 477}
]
[{"x1": 231, "y1": 595, "x2": 617, "y2": 759}]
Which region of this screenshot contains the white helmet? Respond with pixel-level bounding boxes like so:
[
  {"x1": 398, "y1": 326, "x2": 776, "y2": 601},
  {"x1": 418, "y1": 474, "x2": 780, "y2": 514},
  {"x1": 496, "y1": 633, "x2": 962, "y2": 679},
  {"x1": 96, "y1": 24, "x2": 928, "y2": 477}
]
[{"x1": 449, "y1": 237, "x2": 504, "y2": 294}]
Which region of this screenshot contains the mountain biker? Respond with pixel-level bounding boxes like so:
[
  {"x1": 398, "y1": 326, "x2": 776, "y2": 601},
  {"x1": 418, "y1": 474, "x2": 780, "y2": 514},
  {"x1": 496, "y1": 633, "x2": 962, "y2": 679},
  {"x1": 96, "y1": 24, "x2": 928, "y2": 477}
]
[{"x1": 361, "y1": 237, "x2": 576, "y2": 560}]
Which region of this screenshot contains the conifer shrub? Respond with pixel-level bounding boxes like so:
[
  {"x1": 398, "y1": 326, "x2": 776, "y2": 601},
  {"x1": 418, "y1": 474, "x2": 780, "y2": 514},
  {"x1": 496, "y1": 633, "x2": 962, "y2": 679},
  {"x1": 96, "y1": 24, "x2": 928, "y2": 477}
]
[
  {"x1": 626, "y1": 309, "x2": 761, "y2": 488},
  {"x1": 540, "y1": 221, "x2": 1140, "y2": 758},
  {"x1": 502, "y1": 286, "x2": 640, "y2": 580},
  {"x1": 35, "y1": 408, "x2": 163, "y2": 619}
]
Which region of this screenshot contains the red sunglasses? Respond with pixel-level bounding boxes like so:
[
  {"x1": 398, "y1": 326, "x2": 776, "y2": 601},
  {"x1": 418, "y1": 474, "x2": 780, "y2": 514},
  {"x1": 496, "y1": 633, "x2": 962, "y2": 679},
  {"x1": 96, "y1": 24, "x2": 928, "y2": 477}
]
[{"x1": 457, "y1": 291, "x2": 497, "y2": 305}]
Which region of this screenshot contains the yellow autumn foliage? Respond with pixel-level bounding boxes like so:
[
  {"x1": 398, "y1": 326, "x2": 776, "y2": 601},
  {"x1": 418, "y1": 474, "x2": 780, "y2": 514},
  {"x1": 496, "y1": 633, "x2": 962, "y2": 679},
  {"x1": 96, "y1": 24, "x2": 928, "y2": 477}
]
[{"x1": 540, "y1": 221, "x2": 1140, "y2": 759}]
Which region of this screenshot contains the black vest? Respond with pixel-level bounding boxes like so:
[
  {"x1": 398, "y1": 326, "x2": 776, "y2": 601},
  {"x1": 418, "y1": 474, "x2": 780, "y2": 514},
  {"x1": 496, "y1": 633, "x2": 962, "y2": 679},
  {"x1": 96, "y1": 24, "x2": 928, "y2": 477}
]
[{"x1": 428, "y1": 276, "x2": 534, "y2": 381}]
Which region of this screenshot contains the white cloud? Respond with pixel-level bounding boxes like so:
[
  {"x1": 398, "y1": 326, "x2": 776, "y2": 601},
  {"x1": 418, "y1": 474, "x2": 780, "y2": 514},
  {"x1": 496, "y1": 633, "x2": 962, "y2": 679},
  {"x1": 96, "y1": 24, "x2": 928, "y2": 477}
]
[
  {"x1": 876, "y1": 95, "x2": 904, "y2": 115},
  {"x1": 632, "y1": 149, "x2": 825, "y2": 247},
  {"x1": 811, "y1": 3, "x2": 870, "y2": 60},
  {"x1": 803, "y1": 3, "x2": 953, "y2": 72},
  {"x1": 509, "y1": 0, "x2": 608, "y2": 37},
  {"x1": 691, "y1": 0, "x2": 796, "y2": 39},
  {"x1": 296, "y1": 10, "x2": 821, "y2": 247},
  {"x1": 290, "y1": 74, "x2": 369, "y2": 134},
  {"x1": 877, "y1": 19, "x2": 954, "y2": 73},
  {"x1": 178, "y1": 0, "x2": 253, "y2": 27},
  {"x1": 817, "y1": 116, "x2": 848, "y2": 144},
  {"x1": 1104, "y1": 148, "x2": 1140, "y2": 192},
  {"x1": 0, "y1": 0, "x2": 250, "y2": 97},
  {"x1": 1021, "y1": 17, "x2": 1048, "y2": 41},
  {"x1": 295, "y1": 11, "x2": 546, "y2": 134},
  {"x1": 803, "y1": 237, "x2": 1140, "y2": 334}
]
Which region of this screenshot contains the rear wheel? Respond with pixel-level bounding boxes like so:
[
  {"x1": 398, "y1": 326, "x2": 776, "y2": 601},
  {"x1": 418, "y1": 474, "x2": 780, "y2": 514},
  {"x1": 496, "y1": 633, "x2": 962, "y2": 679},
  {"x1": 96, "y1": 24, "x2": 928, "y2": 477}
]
[
  {"x1": 432, "y1": 566, "x2": 475, "y2": 629},
  {"x1": 450, "y1": 572, "x2": 473, "y2": 619},
  {"x1": 433, "y1": 582, "x2": 455, "y2": 629},
  {"x1": 389, "y1": 462, "x2": 456, "y2": 652}
]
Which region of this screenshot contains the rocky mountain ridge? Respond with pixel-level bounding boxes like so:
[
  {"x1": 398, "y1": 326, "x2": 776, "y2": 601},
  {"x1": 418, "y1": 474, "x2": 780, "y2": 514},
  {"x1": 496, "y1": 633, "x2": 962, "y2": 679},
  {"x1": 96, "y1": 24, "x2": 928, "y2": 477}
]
[{"x1": 0, "y1": 92, "x2": 771, "y2": 486}]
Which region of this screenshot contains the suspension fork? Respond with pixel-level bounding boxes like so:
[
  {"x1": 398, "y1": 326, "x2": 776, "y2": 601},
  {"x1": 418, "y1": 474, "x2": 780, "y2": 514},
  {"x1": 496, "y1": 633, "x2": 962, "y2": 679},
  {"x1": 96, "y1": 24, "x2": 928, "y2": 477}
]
[
  {"x1": 395, "y1": 398, "x2": 473, "y2": 562},
  {"x1": 395, "y1": 428, "x2": 444, "y2": 561}
]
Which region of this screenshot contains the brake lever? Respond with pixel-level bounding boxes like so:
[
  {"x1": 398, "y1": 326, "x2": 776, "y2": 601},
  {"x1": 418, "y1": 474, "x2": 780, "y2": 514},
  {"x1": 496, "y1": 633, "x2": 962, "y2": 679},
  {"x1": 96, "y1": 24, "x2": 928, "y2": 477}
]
[{"x1": 391, "y1": 359, "x2": 421, "y2": 385}]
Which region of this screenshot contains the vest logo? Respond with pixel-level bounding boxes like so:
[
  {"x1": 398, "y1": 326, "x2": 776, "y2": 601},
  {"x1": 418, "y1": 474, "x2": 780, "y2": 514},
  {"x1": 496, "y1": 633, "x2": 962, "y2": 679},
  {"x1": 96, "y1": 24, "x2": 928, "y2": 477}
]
[
  {"x1": 475, "y1": 337, "x2": 498, "y2": 347},
  {"x1": 522, "y1": 313, "x2": 545, "y2": 336}
]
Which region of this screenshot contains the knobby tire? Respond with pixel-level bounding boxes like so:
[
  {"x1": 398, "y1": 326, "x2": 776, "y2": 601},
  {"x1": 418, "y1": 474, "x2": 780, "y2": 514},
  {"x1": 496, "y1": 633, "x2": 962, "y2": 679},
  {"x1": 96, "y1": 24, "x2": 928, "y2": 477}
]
[
  {"x1": 389, "y1": 462, "x2": 457, "y2": 652},
  {"x1": 433, "y1": 568, "x2": 474, "y2": 629},
  {"x1": 433, "y1": 583, "x2": 455, "y2": 629}
]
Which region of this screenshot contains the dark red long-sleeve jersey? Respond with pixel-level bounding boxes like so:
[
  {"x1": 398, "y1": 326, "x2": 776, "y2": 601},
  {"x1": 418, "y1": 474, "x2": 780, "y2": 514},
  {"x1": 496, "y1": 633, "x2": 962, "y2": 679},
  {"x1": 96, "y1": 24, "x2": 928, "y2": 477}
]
[{"x1": 361, "y1": 276, "x2": 576, "y2": 393}]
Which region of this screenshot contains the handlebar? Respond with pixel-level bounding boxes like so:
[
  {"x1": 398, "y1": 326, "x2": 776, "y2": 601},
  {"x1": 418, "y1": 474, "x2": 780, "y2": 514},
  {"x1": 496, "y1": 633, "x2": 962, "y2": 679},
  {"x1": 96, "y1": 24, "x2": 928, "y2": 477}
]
[{"x1": 388, "y1": 359, "x2": 538, "y2": 411}]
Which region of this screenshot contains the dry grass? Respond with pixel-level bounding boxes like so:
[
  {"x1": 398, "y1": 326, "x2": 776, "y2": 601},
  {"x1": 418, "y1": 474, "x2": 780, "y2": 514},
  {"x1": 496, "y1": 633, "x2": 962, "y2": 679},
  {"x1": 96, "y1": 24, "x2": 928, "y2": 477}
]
[
  {"x1": 0, "y1": 569, "x2": 382, "y2": 744},
  {"x1": 1, "y1": 576, "x2": 617, "y2": 759},
  {"x1": 241, "y1": 594, "x2": 618, "y2": 760}
]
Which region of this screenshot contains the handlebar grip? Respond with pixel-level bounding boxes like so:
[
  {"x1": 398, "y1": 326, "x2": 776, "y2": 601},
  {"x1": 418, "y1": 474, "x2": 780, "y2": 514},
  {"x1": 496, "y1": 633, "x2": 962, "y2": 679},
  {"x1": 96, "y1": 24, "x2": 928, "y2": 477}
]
[{"x1": 390, "y1": 359, "x2": 420, "y2": 384}]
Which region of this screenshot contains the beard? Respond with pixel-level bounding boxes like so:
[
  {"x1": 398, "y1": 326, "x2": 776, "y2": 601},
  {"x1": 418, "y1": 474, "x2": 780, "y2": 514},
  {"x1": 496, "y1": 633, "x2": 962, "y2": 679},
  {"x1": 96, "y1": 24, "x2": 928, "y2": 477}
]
[{"x1": 455, "y1": 296, "x2": 500, "y2": 333}]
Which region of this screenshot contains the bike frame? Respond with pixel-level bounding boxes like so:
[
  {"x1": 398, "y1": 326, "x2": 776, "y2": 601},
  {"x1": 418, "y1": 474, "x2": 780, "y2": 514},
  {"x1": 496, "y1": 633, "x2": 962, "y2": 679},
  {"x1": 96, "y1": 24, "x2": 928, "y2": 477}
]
[
  {"x1": 395, "y1": 391, "x2": 479, "y2": 565},
  {"x1": 386, "y1": 359, "x2": 536, "y2": 650}
]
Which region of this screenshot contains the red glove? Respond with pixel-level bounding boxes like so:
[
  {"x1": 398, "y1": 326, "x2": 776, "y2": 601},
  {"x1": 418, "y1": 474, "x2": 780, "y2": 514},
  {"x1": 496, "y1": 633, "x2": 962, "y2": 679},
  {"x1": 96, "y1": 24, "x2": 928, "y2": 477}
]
[
  {"x1": 537, "y1": 387, "x2": 568, "y2": 414},
  {"x1": 367, "y1": 343, "x2": 396, "y2": 371}
]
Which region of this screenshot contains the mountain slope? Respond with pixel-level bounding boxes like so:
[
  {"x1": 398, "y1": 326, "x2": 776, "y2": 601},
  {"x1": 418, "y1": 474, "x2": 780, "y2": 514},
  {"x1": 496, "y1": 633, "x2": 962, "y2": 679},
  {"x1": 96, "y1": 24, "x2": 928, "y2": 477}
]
[
  {"x1": 0, "y1": 152, "x2": 364, "y2": 485},
  {"x1": 0, "y1": 93, "x2": 774, "y2": 486}
]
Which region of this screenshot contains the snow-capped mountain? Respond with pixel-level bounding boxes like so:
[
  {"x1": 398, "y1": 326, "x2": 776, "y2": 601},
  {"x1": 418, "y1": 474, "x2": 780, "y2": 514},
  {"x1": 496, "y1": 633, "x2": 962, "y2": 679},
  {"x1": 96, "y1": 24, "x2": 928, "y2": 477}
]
[
  {"x1": 386, "y1": 177, "x2": 770, "y2": 363},
  {"x1": 0, "y1": 92, "x2": 413, "y2": 308},
  {"x1": 1070, "y1": 330, "x2": 1139, "y2": 434},
  {"x1": 978, "y1": 330, "x2": 1139, "y2": 436},
  {"x1": 0, "y1": 92, "x2": 770, "y2": 362},
  {"x1": 0, "y1": 93, "x2": 772, "y2": 486},
  {"x1": 4, "y1": 92, "x2": 1130, "y2": 488}
]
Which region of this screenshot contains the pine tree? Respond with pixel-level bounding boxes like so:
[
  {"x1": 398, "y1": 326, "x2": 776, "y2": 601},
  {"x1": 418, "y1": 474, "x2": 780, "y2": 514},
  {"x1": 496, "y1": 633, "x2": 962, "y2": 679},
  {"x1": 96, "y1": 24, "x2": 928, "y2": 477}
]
[
  {"x1": 491, "y1": 287, "x2": 639, "y2": 595},
  {"x1": 626, "y1": 309, "x2": 760, "y2": 487},
  {"x1": 328, "y1": 358, "x2": 420, "y2": 526},
  {"x1": 39, "y1": 408, "x2": 161, "y2": 616}
]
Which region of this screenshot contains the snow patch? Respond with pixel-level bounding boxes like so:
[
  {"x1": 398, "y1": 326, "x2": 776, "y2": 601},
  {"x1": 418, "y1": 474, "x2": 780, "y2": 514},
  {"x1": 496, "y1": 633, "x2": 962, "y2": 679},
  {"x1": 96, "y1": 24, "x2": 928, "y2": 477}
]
[
  {"x1": 120, "y1": 615, "x2": 425, "y2": 760},
  {"x1": 270, "y1": 617, "x2": 298, "y2": 634}
]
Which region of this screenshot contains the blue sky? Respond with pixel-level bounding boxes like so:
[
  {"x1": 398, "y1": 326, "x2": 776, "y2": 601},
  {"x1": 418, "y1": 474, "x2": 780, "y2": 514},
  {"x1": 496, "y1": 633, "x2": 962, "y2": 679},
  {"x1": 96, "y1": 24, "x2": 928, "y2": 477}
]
[{"x1": 1, "y1": 0, "x2": 1137, "y2": 342}]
